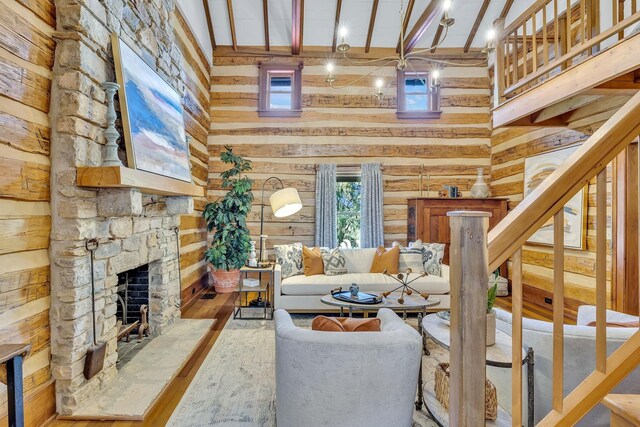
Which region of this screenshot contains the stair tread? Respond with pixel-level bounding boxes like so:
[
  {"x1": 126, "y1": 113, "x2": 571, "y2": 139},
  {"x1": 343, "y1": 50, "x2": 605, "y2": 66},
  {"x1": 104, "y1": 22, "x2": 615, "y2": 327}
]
[{"x1": 603, "y1": 394, "x2": 640, "y2": 422}]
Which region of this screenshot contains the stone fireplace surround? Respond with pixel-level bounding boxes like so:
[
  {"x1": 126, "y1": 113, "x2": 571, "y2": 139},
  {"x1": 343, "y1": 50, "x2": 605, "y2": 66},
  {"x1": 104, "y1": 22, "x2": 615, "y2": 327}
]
[{"x1": 49, "y1": 0, "x2": 197, "y2": 416}]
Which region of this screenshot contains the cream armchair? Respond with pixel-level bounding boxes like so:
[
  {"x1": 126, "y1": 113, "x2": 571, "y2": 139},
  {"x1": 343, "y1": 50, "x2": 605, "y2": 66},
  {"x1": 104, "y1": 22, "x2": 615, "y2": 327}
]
[
  {"x1": 274, "y1": 308, "x2": 422, "y2": 427},
  {"x1": 490, "y1": 307, "x2": 639, "y2": 426}
]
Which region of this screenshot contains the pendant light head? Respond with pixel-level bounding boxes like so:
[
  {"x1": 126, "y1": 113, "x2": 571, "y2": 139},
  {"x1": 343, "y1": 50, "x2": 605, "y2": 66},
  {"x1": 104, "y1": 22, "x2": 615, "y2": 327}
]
[
  {"x1": 337, "y1": 27, "x2": 351, "y2": 52},
  {"x1": 440, "y1": 0, "x2": 455, "y2": 27}
]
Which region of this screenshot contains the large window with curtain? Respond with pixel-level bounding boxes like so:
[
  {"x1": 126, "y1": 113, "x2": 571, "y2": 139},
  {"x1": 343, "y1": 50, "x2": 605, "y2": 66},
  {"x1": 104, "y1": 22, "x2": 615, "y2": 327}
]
[{"x1": 336, "y1": 175, "x2": 361, "y2": 248}]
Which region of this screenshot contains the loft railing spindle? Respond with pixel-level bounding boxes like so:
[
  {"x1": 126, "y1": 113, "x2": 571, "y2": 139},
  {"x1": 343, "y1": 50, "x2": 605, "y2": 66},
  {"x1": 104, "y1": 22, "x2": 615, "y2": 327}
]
[
  {"x1": 543, "y1": 4, "x2": 549, "y2": 65},
  {"x1": 511, "y1": 248, "x2": 523, "y2": 427},
  {"x1": 553, "y1": 208, "x2": 565, "y2": 413},
  {"x1": 596, "y1": 168, "x2": 608, "y2": 373},
  {"x1": 523, "y1": 23, "x2": 529, "y2": 77}
]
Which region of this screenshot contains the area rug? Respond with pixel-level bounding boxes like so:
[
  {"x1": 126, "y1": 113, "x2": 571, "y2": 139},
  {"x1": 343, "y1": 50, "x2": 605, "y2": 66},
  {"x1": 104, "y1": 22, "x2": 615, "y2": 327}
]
[{"x1": 167, "y1": 316, "x2": 445, "y2": 427}]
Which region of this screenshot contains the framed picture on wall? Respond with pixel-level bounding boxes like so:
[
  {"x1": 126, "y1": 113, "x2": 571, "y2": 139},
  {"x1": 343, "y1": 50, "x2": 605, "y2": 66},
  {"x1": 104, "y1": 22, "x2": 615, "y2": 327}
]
[
  {"x1": 111, "y1": 33, "x2": 192, "y2": 182},
  {"x1": 523, "y1": 145, "x2": 587, "y2": 250}
]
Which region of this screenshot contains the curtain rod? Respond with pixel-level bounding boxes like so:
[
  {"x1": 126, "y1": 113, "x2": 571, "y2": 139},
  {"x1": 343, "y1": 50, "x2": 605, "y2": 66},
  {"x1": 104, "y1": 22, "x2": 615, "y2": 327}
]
[{"x1": 314, "y1": 164, "x2": 384, "y2": 171}]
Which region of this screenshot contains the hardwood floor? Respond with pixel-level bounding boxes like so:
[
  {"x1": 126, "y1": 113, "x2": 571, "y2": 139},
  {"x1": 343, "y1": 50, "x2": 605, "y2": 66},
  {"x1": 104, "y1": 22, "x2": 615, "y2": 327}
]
[
  {"x1": 47, "y1": 292, "x2": 235, "y2": 427},
  {"x1": 45, "y1": 291, "x2": 566, "y2": 426}
]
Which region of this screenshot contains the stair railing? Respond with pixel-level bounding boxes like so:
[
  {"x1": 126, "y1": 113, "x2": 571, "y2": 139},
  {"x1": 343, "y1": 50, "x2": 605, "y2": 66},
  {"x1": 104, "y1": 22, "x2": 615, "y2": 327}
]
[{"x1": 448, "y1": 90, "x2": 640, "y2": 425}]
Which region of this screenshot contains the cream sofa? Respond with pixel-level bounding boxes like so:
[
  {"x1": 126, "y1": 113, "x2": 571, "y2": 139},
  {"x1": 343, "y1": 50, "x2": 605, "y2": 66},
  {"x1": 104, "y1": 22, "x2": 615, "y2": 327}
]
[
  {"x1": 275, "y1": 308, "x2": 422, "y2": 427},
  {"x1": 489, "y1": 306, "x2": 639, "y2": 426},
  {"x1": 273, "y1": 248, "x2": 450, "y2": 311}
]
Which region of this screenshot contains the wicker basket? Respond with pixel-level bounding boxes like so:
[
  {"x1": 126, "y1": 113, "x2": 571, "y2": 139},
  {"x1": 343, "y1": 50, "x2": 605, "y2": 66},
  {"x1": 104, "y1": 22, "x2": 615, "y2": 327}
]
[{"x1": 434, "y1": 363, "x2": 498, "y2": 421}]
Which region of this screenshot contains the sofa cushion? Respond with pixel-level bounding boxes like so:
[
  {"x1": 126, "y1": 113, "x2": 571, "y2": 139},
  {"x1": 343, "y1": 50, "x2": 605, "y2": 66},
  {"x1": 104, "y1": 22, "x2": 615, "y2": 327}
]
[
  {"x1": 303, "y1": 246, "x2": 324, "y2": 276},
  {"x1": 274, "y1": 243, "x2": 303, "y2": 279},
  {"x1": 423, "y1": 243, "x2": 445, "y2": 276},
  {"x1": 370, "y1": 246, "x2": 400, "y2": 273},
  {"x1": 280, "y1": 269, "x2": 450, "y2": 296},
  {"x1": 312, "y1": 316, "x2": 381, "y2": 332},
  {"x1": 399, "y1": 247, "x2": 424, "y2": 273},
  {"x1": 321, "y1": 248, "x2": 348, "y2": 276},
  {"x1": 341, "y1": 248, "x2": 377, "y2": 273}
]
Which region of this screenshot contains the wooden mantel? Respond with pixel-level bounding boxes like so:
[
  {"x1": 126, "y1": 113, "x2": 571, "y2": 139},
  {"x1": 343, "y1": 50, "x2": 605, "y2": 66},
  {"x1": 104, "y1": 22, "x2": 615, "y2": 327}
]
[{"x1": 77, "y1": 166, "x2": 204, "y2": 197}]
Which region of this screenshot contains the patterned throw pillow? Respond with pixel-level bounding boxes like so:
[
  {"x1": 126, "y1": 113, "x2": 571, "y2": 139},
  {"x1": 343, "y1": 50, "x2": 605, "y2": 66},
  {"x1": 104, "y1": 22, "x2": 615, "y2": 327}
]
[
  {"x1": 422, "y1": 243, "x2": 445, "y2": 277},
  {"x1": 274, "y1": 243, "x2": 303, "y2": 279},
  {"x1": 321, "y1": 248, "x2": 348, "y2": 276},
  {"x1": 398, "y1": 246, "x2": 425, "y2": 274}
]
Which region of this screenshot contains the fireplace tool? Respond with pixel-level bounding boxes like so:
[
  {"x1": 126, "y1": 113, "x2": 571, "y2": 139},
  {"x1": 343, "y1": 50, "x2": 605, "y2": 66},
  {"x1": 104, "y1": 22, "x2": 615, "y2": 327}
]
[{"x1": 84, "y1": 238, "x2": 106, "y2": 380}]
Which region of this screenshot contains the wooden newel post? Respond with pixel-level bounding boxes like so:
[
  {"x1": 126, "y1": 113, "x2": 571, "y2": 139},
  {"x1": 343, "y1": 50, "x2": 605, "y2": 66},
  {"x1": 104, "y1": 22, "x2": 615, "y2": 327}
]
[{"x1": 447, "y1": 210, "x2": 491, "y2": 427}]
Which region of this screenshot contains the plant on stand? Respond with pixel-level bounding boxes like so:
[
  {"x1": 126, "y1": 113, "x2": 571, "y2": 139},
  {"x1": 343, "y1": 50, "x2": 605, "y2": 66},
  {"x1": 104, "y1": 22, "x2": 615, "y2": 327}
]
[{"x1": 203, "y1": 146, "x2": 253, "y2": 293}]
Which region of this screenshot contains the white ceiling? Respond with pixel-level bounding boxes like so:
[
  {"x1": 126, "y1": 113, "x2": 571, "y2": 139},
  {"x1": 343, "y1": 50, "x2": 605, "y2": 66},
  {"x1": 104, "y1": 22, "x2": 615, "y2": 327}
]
[{"x1": 177, "y1": 0, "x2": 542, "y2": 60}]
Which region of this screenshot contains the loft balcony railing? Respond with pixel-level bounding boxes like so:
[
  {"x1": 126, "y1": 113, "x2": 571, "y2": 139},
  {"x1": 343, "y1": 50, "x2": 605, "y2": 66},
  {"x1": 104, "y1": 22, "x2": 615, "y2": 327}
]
[{"x1": 494, "y1": 0, "x2": 640, "y2": 102}]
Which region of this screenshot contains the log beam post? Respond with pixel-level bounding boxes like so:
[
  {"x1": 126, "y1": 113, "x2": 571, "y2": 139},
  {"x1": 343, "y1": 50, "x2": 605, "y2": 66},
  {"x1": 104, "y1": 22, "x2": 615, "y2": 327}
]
[{"x1": 447, "y1": 210, "x2": 491, "y2": 426}]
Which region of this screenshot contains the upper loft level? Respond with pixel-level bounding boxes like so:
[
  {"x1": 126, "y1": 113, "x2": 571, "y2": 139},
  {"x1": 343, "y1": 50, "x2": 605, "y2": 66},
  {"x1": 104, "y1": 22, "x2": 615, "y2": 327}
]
[{"x1": 492, "y1": 0, "x2": 640, "y2": 127}]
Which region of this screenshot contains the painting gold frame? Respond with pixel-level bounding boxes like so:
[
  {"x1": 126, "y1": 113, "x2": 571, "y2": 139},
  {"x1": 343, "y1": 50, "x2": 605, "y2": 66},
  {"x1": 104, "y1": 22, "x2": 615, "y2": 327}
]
[
  {"x1": 523, "y1": 145, "x2": 588, "y2": 250},
  {"x1": 111, "y1": 33, "x2": 192, "y2": 182}
]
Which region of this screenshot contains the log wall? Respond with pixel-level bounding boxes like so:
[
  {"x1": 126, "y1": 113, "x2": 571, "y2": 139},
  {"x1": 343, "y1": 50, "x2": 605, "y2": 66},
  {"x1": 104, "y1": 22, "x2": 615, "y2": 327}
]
[
  {"x1": 173, "y1": 10, "x2": 211, "y2": 309},
  {"x1": 490, "y1": 96, "x2": 627, "y2": 311},
  {"x1": 0, "y1": 0, "x2": 56, "y2": 423},
  {"x1": 208, "y1": 55, "x2": 492, "y2": 251}
]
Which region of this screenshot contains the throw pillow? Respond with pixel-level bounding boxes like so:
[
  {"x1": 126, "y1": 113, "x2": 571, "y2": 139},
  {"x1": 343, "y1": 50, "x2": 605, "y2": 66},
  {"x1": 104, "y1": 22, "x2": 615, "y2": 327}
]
[
  {"x1": 398, "y1": 246, "x2": 425, "y2": 274},
  {"x1": 302, "y1": 246, "x2": 324, "y2": 276},
  {"x1": 321, "y1": 248, "x2": 347, "y2": 276},
  {"x1": 274, "y1": 243, "x2": 303, "y2": 279},
  {"x1": 422, "y1": 243, "x2": 445, "y2": 277},
  {"x1": 312, "y1": 316, "x2": 381, "y2": 332},
  {"x1": 370, "y1": 245, "x2": 400, "y2": 274}
]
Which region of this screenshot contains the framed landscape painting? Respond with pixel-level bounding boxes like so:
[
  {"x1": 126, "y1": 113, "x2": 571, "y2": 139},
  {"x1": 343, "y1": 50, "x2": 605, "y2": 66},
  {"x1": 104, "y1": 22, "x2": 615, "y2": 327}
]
[
  {"x1": 111, "y1": 34, "x2": 192, "y2": 182},
  {"x1": 524, "y1": 145, "x2": 587, "y2": 250}
]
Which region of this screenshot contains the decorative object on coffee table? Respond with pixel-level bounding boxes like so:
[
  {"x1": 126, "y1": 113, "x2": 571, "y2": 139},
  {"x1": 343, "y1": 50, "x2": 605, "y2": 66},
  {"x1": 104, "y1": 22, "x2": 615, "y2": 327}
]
[
  {"x1": 382, "y1": 268, "x2": 430, "y2": 304},
  {"x1": 471, "y1": 167, "x2": 491, "y2": 198},
  {"x1": 349, "y1": 283, "x2": 359, "y2": 297},
  {"x1": 330, "y1": 288, "x2": 382, "y2": 305},
  {"x1": 101, "y1": 82, "x2": 123, "y2": 167},
  {"x1": 203, "y1": 147, "x2": 253, "y2": 293}
]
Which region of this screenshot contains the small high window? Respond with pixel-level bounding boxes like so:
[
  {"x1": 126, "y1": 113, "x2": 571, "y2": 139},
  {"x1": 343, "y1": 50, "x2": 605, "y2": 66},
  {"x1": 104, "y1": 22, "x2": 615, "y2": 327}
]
[
  {"x1": 396, "y1": 70, "x2": 441, "y2": 119},
  {"x1": 258, "y1": 63, "x2": 303, "y2": 117}
]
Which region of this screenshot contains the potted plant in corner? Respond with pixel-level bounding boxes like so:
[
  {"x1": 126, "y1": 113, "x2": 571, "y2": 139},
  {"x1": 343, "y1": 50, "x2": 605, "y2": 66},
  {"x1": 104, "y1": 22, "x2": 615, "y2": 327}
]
[{"x1": 203, "y1": 146, "x2": 253, "y2": 293}]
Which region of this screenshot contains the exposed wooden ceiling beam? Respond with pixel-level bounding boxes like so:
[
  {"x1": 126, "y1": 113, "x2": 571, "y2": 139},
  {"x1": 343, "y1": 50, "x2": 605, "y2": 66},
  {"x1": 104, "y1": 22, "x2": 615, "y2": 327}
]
[
  {"x1": 332, "y1": 0, "x2": 343, "y2": 52},
  {"x1": 499, "y1": 0, "x2": 515, "y2": 19},
  {"x1": 365, "y1": 0, "x2": 380, "y2": 53},
  {"x1": 464, "y1": 0, "x2": 491, "y2": 53},
  {"x1": 396, "y1": 0, "x2": 416, "y2": 52},
  {"x1": 226, "y1": 0, "x2": 237, "y2": 50},
  {"x1": 430, "y1": 13, "x2": 445, "y2": 53},
  {"x1": 202, "y1": 0, "x2": 216, "y2": 51},
  {"x1": 403, "y1": 0, "x2": 444, "y2": 53},
  {"x1": 292, "y1": 0, "x2": 303, "y2": 55},
  {"x1": 263, "y1": 0, "x2": 270, "y2": 51}
]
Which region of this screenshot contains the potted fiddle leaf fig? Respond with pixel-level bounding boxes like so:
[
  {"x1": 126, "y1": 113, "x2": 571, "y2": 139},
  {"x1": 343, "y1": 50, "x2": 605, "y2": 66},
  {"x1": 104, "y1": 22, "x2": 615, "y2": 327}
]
[{"x1": 203, "y1": 146, "x2": 253, "y2": 293}]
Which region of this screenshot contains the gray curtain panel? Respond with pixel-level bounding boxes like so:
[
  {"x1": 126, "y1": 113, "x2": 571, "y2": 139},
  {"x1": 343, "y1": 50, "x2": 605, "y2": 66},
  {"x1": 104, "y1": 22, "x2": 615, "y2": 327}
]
[
  {"x1": 315, "y1": 164, "x2": 338, "y2": 248},
  {"x1": 360, "y1": 163, "x2": 384, "y2": 248}
]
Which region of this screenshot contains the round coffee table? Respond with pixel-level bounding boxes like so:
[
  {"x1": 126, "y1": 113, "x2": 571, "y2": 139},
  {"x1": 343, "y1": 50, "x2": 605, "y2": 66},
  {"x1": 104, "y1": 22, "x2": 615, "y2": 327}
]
[{"x1": 320, "y1": 293, "x2": 442, "y2": 318}]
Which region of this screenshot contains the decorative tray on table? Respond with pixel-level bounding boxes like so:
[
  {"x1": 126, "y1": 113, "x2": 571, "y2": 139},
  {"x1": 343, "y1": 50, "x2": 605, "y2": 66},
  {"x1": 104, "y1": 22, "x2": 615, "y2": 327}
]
[{"x1": 330, "y1": 288, "x2": 382, "y2": 304}]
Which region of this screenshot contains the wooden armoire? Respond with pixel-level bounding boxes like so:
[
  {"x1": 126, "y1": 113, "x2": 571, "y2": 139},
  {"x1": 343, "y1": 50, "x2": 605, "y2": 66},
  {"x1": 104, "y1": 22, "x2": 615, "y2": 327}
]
[{"x1": 407, "y1": 198, "x2": 508, "y2": 275}]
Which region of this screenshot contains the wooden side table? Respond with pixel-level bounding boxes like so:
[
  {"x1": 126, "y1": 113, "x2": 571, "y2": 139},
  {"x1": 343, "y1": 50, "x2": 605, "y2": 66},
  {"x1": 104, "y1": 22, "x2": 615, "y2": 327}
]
[{"x1": 0, "y1": 344, "x2": 31, "y2": 427}]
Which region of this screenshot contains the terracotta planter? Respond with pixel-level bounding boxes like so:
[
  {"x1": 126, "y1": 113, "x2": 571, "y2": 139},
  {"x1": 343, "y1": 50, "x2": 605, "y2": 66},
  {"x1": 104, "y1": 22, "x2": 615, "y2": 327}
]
[{"x1": 211, "y1": 269, "x2": 240, "y2": 293}]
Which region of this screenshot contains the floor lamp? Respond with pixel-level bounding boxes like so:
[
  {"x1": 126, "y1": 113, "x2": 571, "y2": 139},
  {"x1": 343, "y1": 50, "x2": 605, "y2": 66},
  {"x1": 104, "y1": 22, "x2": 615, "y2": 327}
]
[{"x1": 251, "y1": 177, "x2": 302, "y2": 306}]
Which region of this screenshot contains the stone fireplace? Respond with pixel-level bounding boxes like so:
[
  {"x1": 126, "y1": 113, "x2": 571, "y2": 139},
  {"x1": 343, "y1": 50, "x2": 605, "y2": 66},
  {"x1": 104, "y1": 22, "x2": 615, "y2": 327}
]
[
  {"x1": 48, "y1": 0, "x2": 197, "y2": 416},
  {"x1": 117, "y1": 263, "x2": 149, "y2": 327}
]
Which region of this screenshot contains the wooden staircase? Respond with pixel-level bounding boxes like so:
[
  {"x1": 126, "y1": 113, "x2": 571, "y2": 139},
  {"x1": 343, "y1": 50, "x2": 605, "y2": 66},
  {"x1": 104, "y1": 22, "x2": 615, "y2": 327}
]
[
  {"x1": 447, "y1": 54, "x2": 640, "y2": 427},
  {"x1": 603, "y1": 394, "x2": 640, "y2": 426}
]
